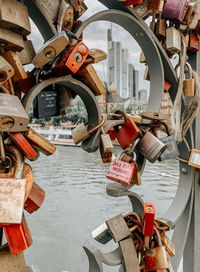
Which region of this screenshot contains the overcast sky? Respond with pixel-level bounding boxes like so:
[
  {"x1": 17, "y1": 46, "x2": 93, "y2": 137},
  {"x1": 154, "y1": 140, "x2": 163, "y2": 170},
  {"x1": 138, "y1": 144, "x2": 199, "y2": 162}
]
[{"x1": 29, "y1": 0, "x2": 149, "y2": 91}]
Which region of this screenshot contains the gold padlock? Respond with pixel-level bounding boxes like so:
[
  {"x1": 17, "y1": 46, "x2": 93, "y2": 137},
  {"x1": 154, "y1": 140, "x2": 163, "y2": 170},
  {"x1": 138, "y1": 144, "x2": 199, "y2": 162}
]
[
  {"x1": 72, "y1": 115, "x2": 106, "y2": 145},
  {"x1": 100, "y1": 127, "x2": 113, "y2": 163},
  {"x1": 0, "y1": 56, "x2": 14, "y2": 84},
  {"x1": 77, "y1": 64, "x2": 106, "y2": 96},
  {"x1": 88, "y1": 49, "x2": 107, "y2": 63},
  {"x1": 183, "y1": 62, "x2": 195, "y2": 97}
]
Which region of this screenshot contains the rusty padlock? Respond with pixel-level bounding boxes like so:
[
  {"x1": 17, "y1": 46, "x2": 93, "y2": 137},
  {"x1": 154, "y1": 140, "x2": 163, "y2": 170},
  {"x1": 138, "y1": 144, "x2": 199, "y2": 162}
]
[
  {"x1": 146, "y1": 0, "x2": 164, "y2": 13},
  {"x1": 183, "y1": 2, "x2": 199, "y2": 30},
  {"x1": 100, "y1": 127, "x2": 113, "y2": 164},
  {"x1": 145, "y1": 228, "x2": 169, "y2": 271},
  {"x1": 160, "y1": 232, "x2": 175, "y2": 257},
  {"x1": 115, "y1": 110, "x2": 140, "y2": 150},
  {"x1": 155, "y1": 15, "x2": 167, "y2": 40},
  {"x1": 188, "y1": 33, "x2": 199, "y2": 52}
]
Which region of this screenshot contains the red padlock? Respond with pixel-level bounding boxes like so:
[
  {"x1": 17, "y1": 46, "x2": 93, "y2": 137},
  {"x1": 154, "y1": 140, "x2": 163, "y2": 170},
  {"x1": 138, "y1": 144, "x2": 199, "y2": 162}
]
[
  {"x1": 143, "y1": 203, "x2": 155, "y2": 237},
  {"x1": 123, "y1": 0, "x2": 143, "y2": 6},
  {"x1": 4, "y1": 213, "x2": 33, "y2": 256},
  {"x1": 106, "y1": 159, "x2": 135, "y2": 186},
  {"x1": 24, "y1": 182, "x2": 46, "y2": 214},
  {"x1": 16, "y1": 72, "x2": 35, "y2": 94},
  {"x1": 188, "y1": 33, "x2": 199, "y2": 52},
  {"x1": 107, "y1": 128, "x2": 117, "y2": 141},
  {"x1": 115, "y1": 110, "x2": 140, "y2": 149},
  {"x1": 9, "y1": 132, "x2": 38, "y2": 161},
  {"x1": 52, "y1": 41, "x2": 89, "y2": 75}
]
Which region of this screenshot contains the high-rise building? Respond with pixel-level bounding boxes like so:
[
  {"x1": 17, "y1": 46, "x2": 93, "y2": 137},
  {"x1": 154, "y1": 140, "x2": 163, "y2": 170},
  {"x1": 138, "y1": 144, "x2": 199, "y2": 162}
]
[
  {"x1": 138, "y1": 89, "x2": 148, "y2": 103},
  {"x1": 107, "y1": 27, "x2": 139, "y2": 99}
]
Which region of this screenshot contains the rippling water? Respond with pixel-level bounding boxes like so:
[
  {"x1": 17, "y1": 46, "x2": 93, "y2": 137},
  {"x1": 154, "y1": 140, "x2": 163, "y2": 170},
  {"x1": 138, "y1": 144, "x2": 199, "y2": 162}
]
[{"x1": 24, "y1": 146, "x2": 180, "y2": 272}]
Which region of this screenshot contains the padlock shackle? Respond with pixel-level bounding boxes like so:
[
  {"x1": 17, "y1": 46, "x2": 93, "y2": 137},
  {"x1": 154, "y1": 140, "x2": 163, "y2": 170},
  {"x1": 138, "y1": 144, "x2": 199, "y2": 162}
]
[
  {"x1": 114, "y1": 110, "x2": 128, "y2": 121},
  {"x1": 88, "y1": 114, "x2": 106, "y2": 134},
  {"x1": 154, "y1": 227, "x2": 162, "y2": 247}
]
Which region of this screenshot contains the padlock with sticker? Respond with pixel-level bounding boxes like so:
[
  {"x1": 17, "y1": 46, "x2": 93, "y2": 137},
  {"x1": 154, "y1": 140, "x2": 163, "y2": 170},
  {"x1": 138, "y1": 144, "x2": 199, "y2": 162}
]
[
  {"x1": 183, "y1": 62, "x2": 195, "y2": 97},
  {"x1": 115, "y1": 110, "x2": 140, "y2": 150},
  {"x1": 162, "y1": 0, "x2": 190, "y2": 22},
  {"x1": 72, "y1": 115, "x2": 106, "y2": 145},
  {"x1": 188, "y1": 149, "x2": 200, "y2": 169},
  {"x1": 52, "y1": 41, "x2": 89, "y2": 75}
]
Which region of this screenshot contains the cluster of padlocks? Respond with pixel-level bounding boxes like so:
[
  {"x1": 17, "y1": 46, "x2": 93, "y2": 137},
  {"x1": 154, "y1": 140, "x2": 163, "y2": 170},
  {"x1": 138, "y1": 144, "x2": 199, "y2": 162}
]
[
  {"x1": 92, "y1": 204, "x2": 175, "y2": 271},
  {"x1": 0, "y1": 0, "x2": 109, "y2": 270}
]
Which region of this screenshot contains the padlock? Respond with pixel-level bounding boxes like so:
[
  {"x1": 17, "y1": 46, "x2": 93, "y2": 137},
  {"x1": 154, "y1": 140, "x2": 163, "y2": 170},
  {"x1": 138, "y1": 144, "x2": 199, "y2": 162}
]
[
  {"x1": 120, "y1": 152, "x2": 141, "y2": 185},
  {"x1": 146, "y1": 0, "x2": 164, "y2": 13},
  {"x1": 100, "y1": 128, "x2": 113, "y2": 163},
  {"x1": 188, "y1": 149, "x2": 200, "y2": 168},
  {"x1": 188, "y1": 33, "x2": 199, "y2": 52},
  {"x1": 0, "y1": 27, "x2": 24, "y2": 52},
  {"x1": 59, "y1": 87, "x2": 75, "y2": 113},
  {"x1": 77, "y1": 64, "x2": 106, "y2": 96},
  {"x1": 183, "y1": 62, "x2": 195, "y2": 97},
  {"x1": 16, "y1": 72, "x2": 36, "y2": 94},
  {"x1": 92, "y1": 222, "x2": 112, "y2": 244},
  {"x1": 33, "y1": 86, "x2": 60, "y2": 119},
  {"x1": 52, "y1": 41, "x2": 89, "y2": 75},
  {"x1": 4, "y1": 213, "x2": 33, "y2": 256},
  {"x1": 137, "y1": 131, "x2": 167, "y2": 163},
  {"x1": 122, "y1": 0, "x2": 143, "y2": 7},
  {"x1": 88, "y1": 49, "x2": 107, "y2": 63},
  {"x1": 0, "y1": 244, "x2": 26, "y2": 272},
  {"x1": 162, "y1": 0, "x2": 190, "y2": 22},
  {"x1": 150, "y1": 14, "x2": 156, "y2": 32},
  {"x1": 59, "y1": 3, "x2": 74, "y2": 32},
  {"x1": 145, "y1": 228, "x2": 169, "y2": 271},
  {"x1": 2, "y1": 51, "x2": 28, "y2": 84},
  {"x1": 106, "y1": 214, "x2": 133, "y2": 243},
  {"x1": 195, "y1": 20, "x2": 200, "y2": 35},
  {"x1": 139, "y1": 51, "x2": 146, "y2": 63},
  {"x1": 166, "y1": 27, "x2": 181, "y2": 54},
  {"x1": 106, "y1": 159, "x2": 135, "y2": 186},
  {"x1": 119, "y1": 238, "x2": 140, "y2": 272},
  {"x1": 24, "y1": 182, "x2": 46, "y2": 214},
  {"x1": 164, "y1": 81, "x2": 172, "y2": 92},
  {"x1": 0, "y1": 56, "x2": 14, "y2": 84},
  {"x1": 0, "y1": 177, "x2": 26, "y2": 226},
  {"x1": 160, "y1": 232, "x2": 175, "y2": 257},
  {"x1": 32, "y1": 31, "x2": 70, "y2": 68},
  {"x1": 144, "y1": 65, "x2": 150, "y2": 81},
  {"x1": 106, "y1": 127, "x2": 117, "y2": 141},
  {"x1": 22, "y1": 164, "x2": 34, "y2": 202},
  {"x1": 9, "y1": 132, "x2": 38, "y2": 161},
  {"x1": 24, "y1": 127, "x2": 56, "y2": 156},
  {"x1": 70, "y1": 0, "x2": 87, "y2": 19},
  {"x1": 17, "y1": 40, "x2": 36, "y2": 66},
  {"x1": 0, "y1": 0, "x2": 31, "y2": 36},
  {"x1": 155, "y1": 17, "x2": 167, "y2": 40},
  {"x1": 183, "y1": 3, "x2": 200, "y2": 30},
  {"x1": 159, "y1": 135, "x2": 179, "y2": 161},
  {"x1": 72, "y1": 115, "x2": 105, "y2": 145},
  {"x1": 115, "y1": 110, "x2": 140, "y2": 150},
  {"x1": 143, "y1": 203, "x2": 155, "y2": 237},
  {"x1": 0, "y1": 93, "x2": 29, "y2": 132},
  {"x1": 126, "y1": 114, "x2": 142, "y2": 124}
]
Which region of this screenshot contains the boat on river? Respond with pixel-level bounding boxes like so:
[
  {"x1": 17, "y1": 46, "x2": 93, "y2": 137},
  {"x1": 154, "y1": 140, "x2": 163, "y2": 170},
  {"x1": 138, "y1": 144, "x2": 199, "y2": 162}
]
[{"x1": 32, "y1": 124, "x2": 80, "y2": 146}]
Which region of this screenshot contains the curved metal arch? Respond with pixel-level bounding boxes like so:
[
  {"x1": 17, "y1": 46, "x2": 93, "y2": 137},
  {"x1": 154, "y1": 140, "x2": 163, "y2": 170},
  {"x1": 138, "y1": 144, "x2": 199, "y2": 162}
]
[
  {"x1": 22, "y1": 76, "x2": 102, "y2": 151},
  {"x1": 74, "y1": 9, "x2": 164, "y2": 113}
]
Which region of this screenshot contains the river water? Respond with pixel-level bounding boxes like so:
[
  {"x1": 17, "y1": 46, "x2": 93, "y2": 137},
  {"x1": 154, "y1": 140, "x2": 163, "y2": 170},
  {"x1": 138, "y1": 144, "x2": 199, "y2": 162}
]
[{"x1": 23, "y1": 146, "x2": 180, "y2": 272}]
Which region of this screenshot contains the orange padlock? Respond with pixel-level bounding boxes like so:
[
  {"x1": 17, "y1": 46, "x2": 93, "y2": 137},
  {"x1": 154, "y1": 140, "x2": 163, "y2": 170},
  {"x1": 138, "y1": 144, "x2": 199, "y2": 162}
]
[
  {"x1": 24, "y1": 182, "x2": 46, "y2": 214},
  {"x1": 4, "y1": 213, "x2": 33, "y2": 256},
  {"x1": 9, "y1": 132, "x2": 38, "y2": 161},
  {"x1": 52, "y1": 41, "x2": 89, "y2": 75}
]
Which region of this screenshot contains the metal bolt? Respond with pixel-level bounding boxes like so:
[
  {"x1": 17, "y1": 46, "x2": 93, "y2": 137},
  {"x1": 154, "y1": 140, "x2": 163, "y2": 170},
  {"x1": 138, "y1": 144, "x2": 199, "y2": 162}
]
[{"x1": 181, "y1": 168, "x2": 188, "y2": 175}]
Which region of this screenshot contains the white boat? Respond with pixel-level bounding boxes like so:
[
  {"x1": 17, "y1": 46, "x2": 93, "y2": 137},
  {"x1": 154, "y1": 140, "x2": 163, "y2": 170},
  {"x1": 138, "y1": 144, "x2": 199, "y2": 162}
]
[{"x1": 32, "y1": 124, "x2": 81, "y2": 146}]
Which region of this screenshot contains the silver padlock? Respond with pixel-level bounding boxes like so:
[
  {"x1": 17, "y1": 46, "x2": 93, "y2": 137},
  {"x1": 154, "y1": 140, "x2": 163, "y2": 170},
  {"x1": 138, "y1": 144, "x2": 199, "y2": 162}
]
[
  {"x1": 0, "y1": 93, "x2": 29, "y2": 132},
  {"x1": 92, "y1": 222, "x2": 112, "y2": 244},
  {"x1": 32, "y1": 31, "x2": 69, "y2": 68},
  {"x1": 138, "y1": 131, "x2": 167, "y2": 163},
  {"x1": 166, "y1": 26, "x2": 181, "y2": 54}
]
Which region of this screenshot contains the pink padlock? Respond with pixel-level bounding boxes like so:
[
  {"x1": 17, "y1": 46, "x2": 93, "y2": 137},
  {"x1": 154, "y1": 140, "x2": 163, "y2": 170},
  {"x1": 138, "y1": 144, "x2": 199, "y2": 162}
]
[{"x1": 162, "y1": 0, "x2": 190, "y2": 22}]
